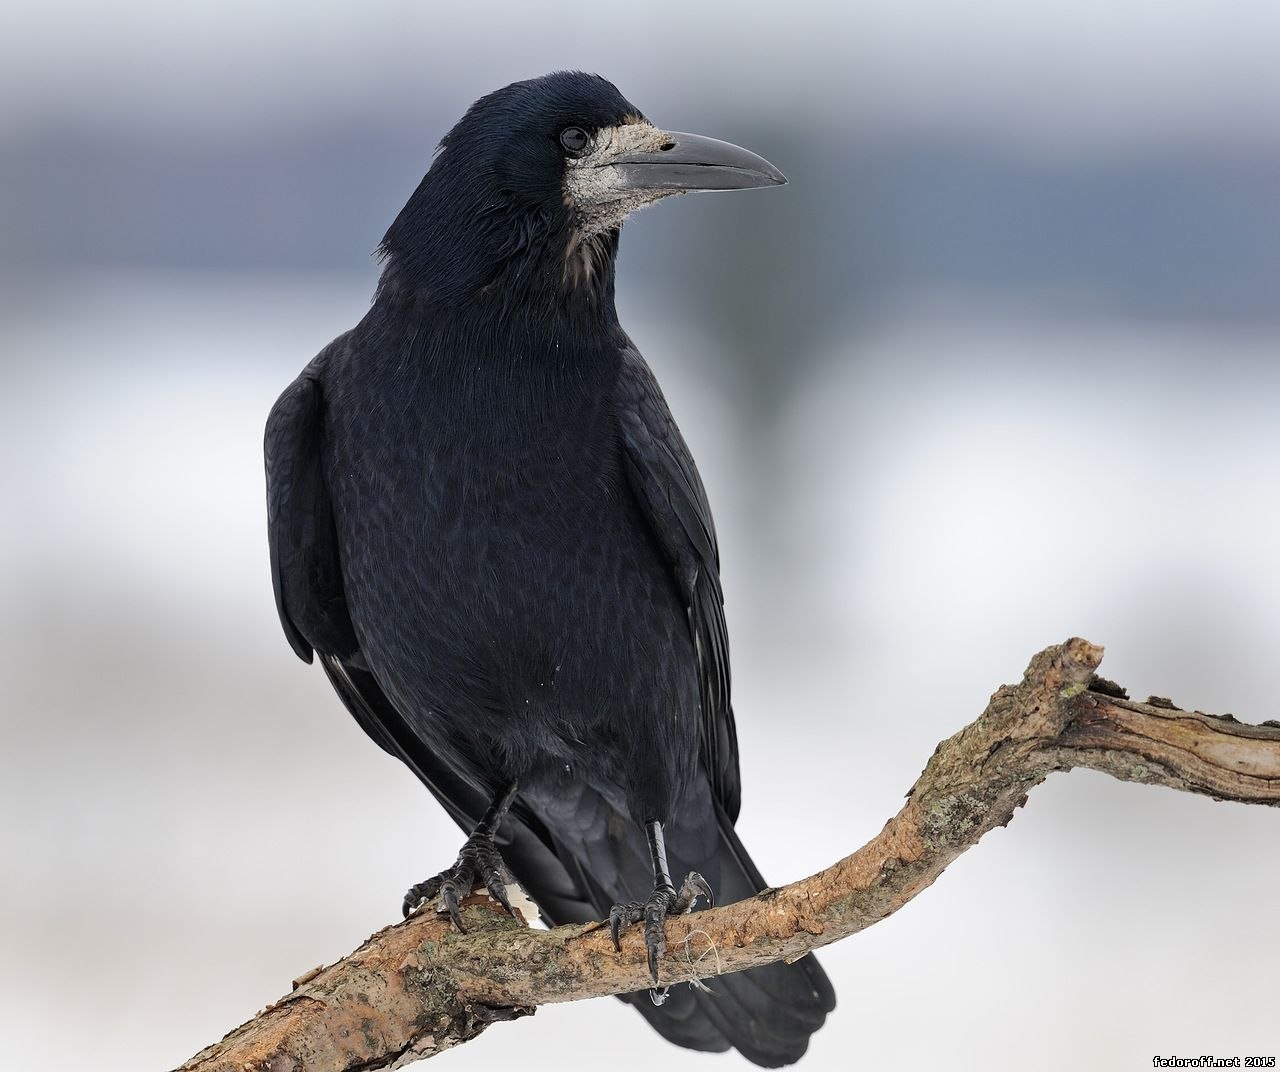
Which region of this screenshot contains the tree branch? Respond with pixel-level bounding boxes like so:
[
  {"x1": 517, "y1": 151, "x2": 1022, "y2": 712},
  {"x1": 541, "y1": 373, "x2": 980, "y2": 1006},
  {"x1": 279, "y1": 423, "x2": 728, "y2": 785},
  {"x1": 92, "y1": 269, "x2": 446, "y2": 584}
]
[{"x1": 177, "y1": 639, "x2": 1280, "y2": 1072}]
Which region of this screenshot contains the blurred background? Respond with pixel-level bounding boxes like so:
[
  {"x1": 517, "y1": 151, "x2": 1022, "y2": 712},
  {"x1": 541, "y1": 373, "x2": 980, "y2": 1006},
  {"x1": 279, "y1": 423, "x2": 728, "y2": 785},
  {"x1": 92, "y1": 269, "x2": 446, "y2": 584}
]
[{"x1": 2, "y1": 2, "x2": 1278, "y2": 1070}]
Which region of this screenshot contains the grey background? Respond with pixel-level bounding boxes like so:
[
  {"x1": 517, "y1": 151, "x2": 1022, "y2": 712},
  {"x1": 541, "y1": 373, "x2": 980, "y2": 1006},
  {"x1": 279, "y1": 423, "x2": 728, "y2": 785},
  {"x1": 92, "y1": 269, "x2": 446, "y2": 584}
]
[{"x1": 1, "y1": 2, "x2": 1277, "y2": 1070}]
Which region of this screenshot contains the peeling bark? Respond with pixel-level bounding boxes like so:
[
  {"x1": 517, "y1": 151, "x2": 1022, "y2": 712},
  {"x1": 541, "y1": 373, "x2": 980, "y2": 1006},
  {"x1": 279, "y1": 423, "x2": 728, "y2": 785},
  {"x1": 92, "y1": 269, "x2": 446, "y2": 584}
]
[{"x1": 176, "y1": 639, "x2": 1280, "y2": 1072}]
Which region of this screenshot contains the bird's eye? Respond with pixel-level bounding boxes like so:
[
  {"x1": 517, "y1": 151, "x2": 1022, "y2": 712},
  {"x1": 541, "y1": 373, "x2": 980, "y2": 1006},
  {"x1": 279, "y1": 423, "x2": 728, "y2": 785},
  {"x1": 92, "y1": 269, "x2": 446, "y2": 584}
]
[{"x1": 559, "y1": 126, "x2": 590, "y2": 155}]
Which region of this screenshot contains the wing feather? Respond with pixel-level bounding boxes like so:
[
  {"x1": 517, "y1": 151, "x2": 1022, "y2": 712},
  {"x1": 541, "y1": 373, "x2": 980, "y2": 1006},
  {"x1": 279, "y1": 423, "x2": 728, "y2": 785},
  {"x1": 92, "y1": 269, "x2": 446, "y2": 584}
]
[
  {"x1": 264, "y1": 349, "x2": 357, "y2": 662},
  {"x1": 615, "y1": 345, "x2": 741, "y2": 821}
]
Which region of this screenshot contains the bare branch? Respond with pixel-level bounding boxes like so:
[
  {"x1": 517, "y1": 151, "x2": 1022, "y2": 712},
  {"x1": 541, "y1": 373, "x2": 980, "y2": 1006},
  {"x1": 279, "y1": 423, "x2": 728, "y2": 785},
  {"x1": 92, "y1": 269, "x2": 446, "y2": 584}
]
[{"x1": 176, "y1": 639, "x2": 1280, "y2": 1072}]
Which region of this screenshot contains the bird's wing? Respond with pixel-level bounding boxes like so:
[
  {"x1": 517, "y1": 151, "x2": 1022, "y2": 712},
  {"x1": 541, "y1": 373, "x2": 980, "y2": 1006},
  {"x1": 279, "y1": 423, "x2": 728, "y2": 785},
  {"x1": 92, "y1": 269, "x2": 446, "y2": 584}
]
[
  {"x1": 265, "y1": 352, "x2": 361, "y2": 663},
  {"x1": 615, "y1": 344, "x2": 741, "y2": 821},
  {"x1": 265, "y1": 347, "x2": 596, "y2": 924}
]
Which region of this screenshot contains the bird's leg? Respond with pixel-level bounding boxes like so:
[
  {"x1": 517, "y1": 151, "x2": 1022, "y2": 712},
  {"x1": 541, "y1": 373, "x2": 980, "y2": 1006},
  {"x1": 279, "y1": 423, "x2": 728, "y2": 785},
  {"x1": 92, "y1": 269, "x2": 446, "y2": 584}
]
[
  {"x1": 609, "y1": 820, "x2": 713, "y2": 1002},
  {"x1": 402, "y1": 782, "x2": 519, "y2": 930}
]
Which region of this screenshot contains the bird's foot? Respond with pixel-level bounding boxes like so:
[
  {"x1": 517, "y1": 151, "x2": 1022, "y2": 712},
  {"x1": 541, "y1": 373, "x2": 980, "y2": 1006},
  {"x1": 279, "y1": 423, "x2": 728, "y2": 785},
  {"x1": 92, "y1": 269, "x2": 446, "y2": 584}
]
[
  {"x1": 609, "y1": 871, "x2": 713, "y2": 1001},
  {"x1": 402, "y1": 830, "x2": 515, "y2": 930}
]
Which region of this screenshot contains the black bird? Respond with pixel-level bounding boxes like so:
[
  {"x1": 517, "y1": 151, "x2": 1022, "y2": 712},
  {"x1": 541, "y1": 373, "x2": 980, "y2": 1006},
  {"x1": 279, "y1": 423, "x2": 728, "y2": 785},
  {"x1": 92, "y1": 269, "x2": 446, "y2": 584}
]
[{"x1": 265, "y1": 71, "x2": 834, "y2": 1066}]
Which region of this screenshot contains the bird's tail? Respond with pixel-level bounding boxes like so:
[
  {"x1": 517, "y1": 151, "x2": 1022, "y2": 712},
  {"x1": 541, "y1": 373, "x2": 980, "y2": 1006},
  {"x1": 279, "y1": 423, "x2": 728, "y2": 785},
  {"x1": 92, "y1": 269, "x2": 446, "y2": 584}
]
[{"x1": 559, "y1": 798, "x2": 835, "y2": 1068}]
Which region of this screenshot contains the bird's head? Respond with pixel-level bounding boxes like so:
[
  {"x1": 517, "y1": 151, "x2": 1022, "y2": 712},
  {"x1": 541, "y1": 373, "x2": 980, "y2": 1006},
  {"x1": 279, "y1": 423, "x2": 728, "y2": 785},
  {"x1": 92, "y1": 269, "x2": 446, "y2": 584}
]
[{"x1": 377, "y1": 71, "x2": 785, "y2": 310}]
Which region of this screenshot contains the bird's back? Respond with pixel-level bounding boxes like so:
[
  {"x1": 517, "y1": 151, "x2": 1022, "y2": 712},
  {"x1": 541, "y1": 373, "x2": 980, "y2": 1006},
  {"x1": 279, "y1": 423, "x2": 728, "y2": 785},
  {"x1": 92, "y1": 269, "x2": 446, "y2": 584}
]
[{"x1": 317, "y1": 306, "x2": 703, "y2": 818}]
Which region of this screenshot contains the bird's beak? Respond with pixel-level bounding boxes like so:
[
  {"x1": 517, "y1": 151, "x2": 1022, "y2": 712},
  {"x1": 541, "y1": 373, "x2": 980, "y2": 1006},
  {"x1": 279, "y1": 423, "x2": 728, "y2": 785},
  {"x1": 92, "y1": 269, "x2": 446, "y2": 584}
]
[{"x1": 610, "y1": 130, "x2": 786, "y2": 193}]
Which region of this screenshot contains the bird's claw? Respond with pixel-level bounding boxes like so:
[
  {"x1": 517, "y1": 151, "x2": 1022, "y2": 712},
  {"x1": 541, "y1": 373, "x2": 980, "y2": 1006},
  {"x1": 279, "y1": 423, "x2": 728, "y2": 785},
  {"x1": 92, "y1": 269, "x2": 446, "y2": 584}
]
[
  {"x1": 608, "y1": 871, "x2": 713, "y2": 995},
  {"x1": 402, "y1": 830, "x2": 515, "y2": 929},
  {"x1": 402, "y1": 874, "x2": 445, "y2": 918},
  {"x1": 678, "y1": 872, "x2": 714, "y2": 913}
]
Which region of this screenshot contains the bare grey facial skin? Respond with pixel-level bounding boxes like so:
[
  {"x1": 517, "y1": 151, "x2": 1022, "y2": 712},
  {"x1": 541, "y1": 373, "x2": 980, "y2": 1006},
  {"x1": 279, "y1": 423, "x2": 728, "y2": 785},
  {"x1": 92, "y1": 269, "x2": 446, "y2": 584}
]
[
  {"x1": 561, "y1": 119, "x2": 785, "y2": 286},
  {"x1": 562, "y1": 120, "x2": 679, "y2": 237}
]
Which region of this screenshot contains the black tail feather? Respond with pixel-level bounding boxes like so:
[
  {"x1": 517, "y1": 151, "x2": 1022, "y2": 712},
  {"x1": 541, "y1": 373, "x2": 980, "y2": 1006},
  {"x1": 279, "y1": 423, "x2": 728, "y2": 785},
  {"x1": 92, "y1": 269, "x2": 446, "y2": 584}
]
[{"x1": 563, "y1": 797, "x2": 835, "y2": 1067}]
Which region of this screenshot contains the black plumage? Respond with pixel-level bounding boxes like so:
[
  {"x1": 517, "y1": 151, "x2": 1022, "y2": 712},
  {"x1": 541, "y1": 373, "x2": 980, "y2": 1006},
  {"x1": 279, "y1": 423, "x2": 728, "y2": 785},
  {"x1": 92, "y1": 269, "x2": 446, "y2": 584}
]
[{"x1": 265, "y1": 71, "x2": 834, "y2": 1066}]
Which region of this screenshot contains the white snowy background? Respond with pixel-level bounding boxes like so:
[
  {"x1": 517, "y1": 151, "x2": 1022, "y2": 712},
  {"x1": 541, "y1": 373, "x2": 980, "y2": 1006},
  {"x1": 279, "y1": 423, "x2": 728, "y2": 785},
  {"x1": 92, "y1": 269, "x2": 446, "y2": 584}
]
[{"x1": 2, "y1": 3, "x2": 1277, "y2": 1070}]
